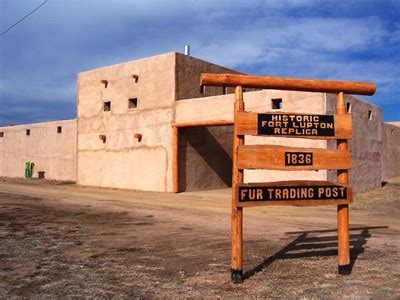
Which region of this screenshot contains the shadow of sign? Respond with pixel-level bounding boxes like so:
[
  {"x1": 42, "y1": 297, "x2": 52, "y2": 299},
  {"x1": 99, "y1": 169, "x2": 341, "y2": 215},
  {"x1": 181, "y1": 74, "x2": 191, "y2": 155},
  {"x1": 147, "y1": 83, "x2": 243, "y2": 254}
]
[{"x1": 243, "y1": 226, "x2": 388, "y2": 280}]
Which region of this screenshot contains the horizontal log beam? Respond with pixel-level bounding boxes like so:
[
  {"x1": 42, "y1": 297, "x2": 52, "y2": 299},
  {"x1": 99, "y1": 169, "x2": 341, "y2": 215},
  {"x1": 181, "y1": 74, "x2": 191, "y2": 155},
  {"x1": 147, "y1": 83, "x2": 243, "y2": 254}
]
[
  {"x1": 172, "y1": 120, "x2": 233, "y2": 128},
  {"x1": 200, "y1": 73, "x2": 376, "y2": 96}
]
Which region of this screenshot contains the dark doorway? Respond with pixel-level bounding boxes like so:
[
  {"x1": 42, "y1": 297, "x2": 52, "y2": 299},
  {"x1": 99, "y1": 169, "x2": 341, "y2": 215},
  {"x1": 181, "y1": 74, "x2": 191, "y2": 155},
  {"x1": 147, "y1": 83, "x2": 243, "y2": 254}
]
[{"x1": 178, "y1": 125, "x2": 233, "y2": 192}]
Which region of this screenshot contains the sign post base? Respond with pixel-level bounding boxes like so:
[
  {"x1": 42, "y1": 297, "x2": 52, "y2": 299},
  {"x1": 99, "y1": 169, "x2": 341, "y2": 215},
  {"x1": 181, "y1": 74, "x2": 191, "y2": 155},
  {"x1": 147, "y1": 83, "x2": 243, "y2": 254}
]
[
  {"x1": 338, "y1": 264, "x2": 351, "y2": 275},
  {"x1": 231, "y1": 269, "x2": 243, "y2": 283}
]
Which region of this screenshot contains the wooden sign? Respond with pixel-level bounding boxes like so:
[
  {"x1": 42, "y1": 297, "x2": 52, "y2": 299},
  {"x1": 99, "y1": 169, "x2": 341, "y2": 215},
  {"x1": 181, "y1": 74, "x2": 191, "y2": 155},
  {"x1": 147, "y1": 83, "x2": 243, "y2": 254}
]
[
  {"x1": 258, "y1": 113, "x2": 334, "y2": 136},
  {"x1": 198, "y1": 73, "x2": 376, "y2": 283},
  {"x1": 237, "y1": 145, "x2": 351, "y2": 170},
  {"x1": 236, "y1": 181, "x2": 352, "y2": 207},
  {"x1": 236, "y1": 111, "x2": 352, "y2": 139}
]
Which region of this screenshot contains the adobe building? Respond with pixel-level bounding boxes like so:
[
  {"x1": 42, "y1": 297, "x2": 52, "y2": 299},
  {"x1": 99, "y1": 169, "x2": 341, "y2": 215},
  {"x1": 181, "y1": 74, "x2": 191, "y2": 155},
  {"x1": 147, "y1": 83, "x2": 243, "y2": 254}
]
[{"x1": 0, "y1": 52, "x2": 399, "y2": 193}]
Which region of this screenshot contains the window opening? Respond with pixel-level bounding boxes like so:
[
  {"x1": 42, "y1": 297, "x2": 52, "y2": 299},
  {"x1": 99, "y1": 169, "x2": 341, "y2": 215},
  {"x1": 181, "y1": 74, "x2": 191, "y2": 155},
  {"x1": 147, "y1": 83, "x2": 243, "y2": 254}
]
[
  {"x1": 346, "y1": 102, "x2": 352, "y2": 113},
  {"x1": 129, "y1": 98, "x2": 138, "y2": 109},
  {"x1": 104, "y1": 101, "x2": 111, "y2": 112},
  {"x1": 271, "y1": 98, "x2": 283, "y2": 109}
]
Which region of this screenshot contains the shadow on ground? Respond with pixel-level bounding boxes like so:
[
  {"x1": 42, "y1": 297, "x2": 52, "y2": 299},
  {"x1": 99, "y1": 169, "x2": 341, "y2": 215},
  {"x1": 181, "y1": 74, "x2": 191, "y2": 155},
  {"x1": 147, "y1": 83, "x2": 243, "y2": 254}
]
[{"x1": 243, "y1": 226, "x2": 389, "y2": 280}]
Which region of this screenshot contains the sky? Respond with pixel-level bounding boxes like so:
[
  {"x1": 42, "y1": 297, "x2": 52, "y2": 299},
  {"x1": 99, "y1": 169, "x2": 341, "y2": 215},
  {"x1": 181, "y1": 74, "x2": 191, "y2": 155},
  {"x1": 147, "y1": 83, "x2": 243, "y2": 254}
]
[{"x1": 0, "y1": 0, "x2": 399, "y2": 126}]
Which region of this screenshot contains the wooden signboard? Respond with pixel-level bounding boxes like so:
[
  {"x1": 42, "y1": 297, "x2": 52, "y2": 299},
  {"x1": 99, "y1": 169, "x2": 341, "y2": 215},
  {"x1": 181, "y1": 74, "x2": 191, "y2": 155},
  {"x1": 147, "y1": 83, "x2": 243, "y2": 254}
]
[
  {"x1": 236, "y1": 112, "x2": 352, "y2": 138},
  {"x1": 237, "y1": 145, "x2": 351, "y2": 170},
  {"x1": 199, "y1": 73, "x2": 376, "y2": 283},
  {"x1": 237, "y1": 181, "x2": 352, "y2": 207}
]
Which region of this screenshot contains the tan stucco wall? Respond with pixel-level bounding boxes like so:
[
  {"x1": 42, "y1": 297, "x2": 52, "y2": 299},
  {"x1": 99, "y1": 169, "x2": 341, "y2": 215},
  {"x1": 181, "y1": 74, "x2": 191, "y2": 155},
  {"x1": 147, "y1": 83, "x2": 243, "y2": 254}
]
[
  {"x1": 326, "y1": 94, "x2": 382, "y2": 193},
  {"x1": 175, "y1": 90, "x2": 328, "y2": 190},
  {"x1": 175, "y1": 53, "x2": 239, "y2": 100},
  {"x1": 77, "y1": 52, "x2": 176, "y2": 192},
  {"x1": 77, "y1": 52, "x2": 243, "y2": 192},
  {"x1": 381, "y1": 123, "x2": 400, "y2": 181},
  {"x1": 0, "y1": 119, "x2": 77, "y2": 181}
]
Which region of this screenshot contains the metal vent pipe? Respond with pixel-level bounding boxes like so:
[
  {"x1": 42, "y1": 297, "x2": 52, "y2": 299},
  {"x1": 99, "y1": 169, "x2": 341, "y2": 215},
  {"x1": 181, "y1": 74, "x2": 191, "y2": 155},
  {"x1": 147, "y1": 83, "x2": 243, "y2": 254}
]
[{"x1": 184, "y1": 45, "x2": 190, "y2": 55}]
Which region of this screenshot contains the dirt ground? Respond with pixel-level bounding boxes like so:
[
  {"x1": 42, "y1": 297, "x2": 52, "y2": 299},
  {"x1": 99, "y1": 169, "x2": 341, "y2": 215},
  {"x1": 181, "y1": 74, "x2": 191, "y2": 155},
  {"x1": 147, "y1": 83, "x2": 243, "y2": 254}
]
[{"x1": 0, "y1": 177, "x2": 399, "y2": 298}]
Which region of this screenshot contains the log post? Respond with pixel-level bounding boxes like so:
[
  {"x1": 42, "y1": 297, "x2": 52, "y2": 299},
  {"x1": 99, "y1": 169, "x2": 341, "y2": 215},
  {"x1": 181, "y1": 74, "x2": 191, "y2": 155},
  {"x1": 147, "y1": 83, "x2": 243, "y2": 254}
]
[
  {"x1": 172, "y1": 126, "x2": 179, "y2": 193},
  {"x1": 336, "y1": 92, "x2": 351, "y2": 274},
  {"x1": 231, "y1": 86, "x2": 244, "y2": 283}
]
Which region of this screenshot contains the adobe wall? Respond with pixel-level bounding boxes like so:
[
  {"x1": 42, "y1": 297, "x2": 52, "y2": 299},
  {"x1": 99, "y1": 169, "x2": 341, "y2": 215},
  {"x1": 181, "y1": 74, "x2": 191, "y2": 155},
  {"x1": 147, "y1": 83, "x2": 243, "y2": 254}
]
[
  {"x1": 381, "y1": 123, "x2": 400, "y2": 181},
  {"x1": 77, "y1": 52, "x2": 243, "y2": 192},
  {"x1": 0, "y1": 119, "x2": 77, "y2": 181},
  {"x1": 175, "y1": 53, "x2": 239, "y2": 100},
  {"x1": 77, "y1": 53, "x2": 176, "y2": 192},
  {"x1": 175, "y1": 90, "x2": 328, "y2": 191},
  {"x1": 326, "y1": 94, "x2": 382, "y2": 193}
]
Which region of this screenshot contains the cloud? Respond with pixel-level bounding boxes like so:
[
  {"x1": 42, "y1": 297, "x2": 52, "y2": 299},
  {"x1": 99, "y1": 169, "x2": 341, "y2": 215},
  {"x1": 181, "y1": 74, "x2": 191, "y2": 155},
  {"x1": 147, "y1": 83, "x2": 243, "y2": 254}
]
[{"x1": 0, "y1": 0, "x2": 399, "y2": 125}]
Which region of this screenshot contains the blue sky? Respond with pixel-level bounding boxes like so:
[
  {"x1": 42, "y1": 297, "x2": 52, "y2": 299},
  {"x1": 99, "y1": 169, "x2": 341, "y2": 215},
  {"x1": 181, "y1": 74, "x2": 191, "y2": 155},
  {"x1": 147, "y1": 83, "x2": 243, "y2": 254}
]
[{"x1": 0, "y1": 0, "x2": 399, "y2": 126}]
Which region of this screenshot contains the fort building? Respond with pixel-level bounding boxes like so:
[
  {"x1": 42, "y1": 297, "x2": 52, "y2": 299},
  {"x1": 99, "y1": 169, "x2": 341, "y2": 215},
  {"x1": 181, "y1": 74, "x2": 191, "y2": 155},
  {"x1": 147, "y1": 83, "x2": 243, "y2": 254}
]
[{"x1": 0, "y1": 52, "x2": 399, "y2": 193}]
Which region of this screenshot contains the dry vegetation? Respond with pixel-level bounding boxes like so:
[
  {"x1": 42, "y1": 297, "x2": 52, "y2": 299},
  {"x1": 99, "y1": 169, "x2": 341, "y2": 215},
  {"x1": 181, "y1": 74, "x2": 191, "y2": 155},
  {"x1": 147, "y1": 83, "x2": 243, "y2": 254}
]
[{"x1": 0, "y1": 177, "x2": 399, "y2": 298}]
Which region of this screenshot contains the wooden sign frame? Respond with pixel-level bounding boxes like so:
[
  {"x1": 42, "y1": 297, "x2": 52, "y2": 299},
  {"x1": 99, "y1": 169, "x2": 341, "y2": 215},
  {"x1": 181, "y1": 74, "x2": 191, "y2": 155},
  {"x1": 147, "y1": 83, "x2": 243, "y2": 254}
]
[
  {"x1": 236, "y1": 181, "x2": 352, "y2": 207},
  {"x1": 236, "y1": 111, "x2": 352, "y2": 139},
  {"x1": 237, "y1": 145, "x2": 351, "y2": 171},
  {"x1": 199, "y1": 73, "x2": 376, "y2": 283}
]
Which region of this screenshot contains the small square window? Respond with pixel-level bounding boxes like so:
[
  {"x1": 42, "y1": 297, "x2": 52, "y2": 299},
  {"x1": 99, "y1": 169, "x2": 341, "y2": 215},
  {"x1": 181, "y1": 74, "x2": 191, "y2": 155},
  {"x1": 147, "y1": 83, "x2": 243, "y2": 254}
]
[
  {"x1": 104, "y1": 101, "x2": 111, "y2": 112},
  {"x1": 368, "y1": 110, "x2": 373, "y2": 120},
  {"x1": 0, "y1": 132, "x2": 3, "y2": 137},
  {"x1": 57, "y1": 126, "x2": 62, "y2": 133},
  {"x1": 271, "y1": 98, "x2": 283, "y2": 109},
  {"x1": 346, "y1": 102, "x2": 352, "y2": 113},
  {"x1": 26, "y1": 129, "x2": 30, "y2": 136},
  {"x1": 129, "y1": 98, "x2": 138, "y2": 109}
]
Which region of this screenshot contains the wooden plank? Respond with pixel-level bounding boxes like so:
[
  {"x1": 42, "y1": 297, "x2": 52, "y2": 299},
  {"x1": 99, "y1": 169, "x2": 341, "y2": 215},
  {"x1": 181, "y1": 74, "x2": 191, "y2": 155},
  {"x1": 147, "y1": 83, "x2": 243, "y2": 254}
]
[
  {"x1": 237, "y1": 145, "x2": 351, "y2": 170},
  {"x1": 236, "y1": 111, "x2": 352, "y2": 139},
  {"x1": 172, "y1": 120, "x2": 233, "y2": 128},
  {"x1": 200, "y1": 73, "x2": 376, "y2": 95},
  {"x1": 236, "y1": 181, "x2": 353, "y2": 207}
]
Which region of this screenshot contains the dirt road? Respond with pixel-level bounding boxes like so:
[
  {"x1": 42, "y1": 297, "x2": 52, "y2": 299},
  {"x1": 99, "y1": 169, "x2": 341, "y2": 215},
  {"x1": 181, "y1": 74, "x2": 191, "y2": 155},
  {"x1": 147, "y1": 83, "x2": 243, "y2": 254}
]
[{"x1": 0, "y1": 177, "x2": 399, "y2": 298}]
